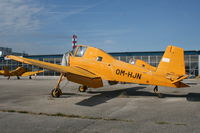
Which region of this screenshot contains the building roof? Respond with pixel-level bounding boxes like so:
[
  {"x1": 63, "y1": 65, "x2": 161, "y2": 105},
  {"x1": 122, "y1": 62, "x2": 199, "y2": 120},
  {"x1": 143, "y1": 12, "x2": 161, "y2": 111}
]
[
  {"x1": 24, "y1": 50, "x2": 200, "y2": 59},
  {"x1": 110, "y1": 50, "x2": 200, "y2": 56},
  {"x1": 1, "y1": 50, "x2": 199, "y2": 60}
]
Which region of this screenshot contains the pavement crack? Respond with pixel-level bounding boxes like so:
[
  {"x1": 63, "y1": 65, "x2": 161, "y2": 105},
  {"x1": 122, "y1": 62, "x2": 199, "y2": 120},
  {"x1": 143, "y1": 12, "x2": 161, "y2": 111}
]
[
  {"x1": 155, "y1": 121, "x2": 187, "y2": 126},
  {"x1": 0, "y1": 109, "x2": 133, "y2": 123}
]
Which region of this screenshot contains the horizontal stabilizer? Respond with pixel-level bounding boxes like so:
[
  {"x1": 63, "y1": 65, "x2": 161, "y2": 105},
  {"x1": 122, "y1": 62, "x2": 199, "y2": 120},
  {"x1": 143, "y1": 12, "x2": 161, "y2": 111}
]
[
  {"x1": 171, "y1": 75, "x2": 189, "y2": 84},
  {"x1": 174, "y1": 81, "x2": 190, "y2": 88}
]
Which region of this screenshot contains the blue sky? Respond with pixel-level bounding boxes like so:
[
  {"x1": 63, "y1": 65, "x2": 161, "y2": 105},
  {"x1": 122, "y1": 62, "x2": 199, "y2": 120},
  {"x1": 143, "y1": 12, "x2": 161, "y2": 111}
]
[{"x1": 0, "y1": 0, "x2": 200, "y2": 54}]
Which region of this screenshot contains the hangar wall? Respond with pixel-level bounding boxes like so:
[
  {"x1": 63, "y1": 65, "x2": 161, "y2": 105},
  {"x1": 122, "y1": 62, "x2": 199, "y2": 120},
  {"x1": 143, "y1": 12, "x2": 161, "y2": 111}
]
[
  {"x1": 199, "y1": 55, "x2": 200, "y2": 76},
  {"x1": 0, "y1": 50, "x2": 199, "y2": 77}
]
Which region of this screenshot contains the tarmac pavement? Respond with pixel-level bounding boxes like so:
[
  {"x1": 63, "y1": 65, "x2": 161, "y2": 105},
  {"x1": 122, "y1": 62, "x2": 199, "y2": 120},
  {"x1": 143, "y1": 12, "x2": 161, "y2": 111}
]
[{"x1": 0, "y1": 77, "x2": 200, "y2": 133}]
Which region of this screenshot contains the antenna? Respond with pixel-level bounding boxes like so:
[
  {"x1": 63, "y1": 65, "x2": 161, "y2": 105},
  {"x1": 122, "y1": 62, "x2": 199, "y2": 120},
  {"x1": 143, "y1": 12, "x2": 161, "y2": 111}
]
[{"x1": 72, "y1": 34, "x2": 77, "y2": 49}]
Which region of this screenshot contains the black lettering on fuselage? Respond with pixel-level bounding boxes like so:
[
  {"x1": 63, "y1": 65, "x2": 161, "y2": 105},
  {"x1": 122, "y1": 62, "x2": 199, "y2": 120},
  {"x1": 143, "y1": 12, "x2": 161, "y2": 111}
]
[
  {"x1": 127, "y1": 72, "x2": 133, "y2": 78},
  {"x1": 137, "y1": 73, "x2": 142, "y2": 79},
  {"x1": 115, "y1": 69, "x2": 142, "y2": 80},
  {"x1": 116, "y1": 69, "x2": 121, "y2": 75},
  {"x1": 120, "y1": 70, "x2": 125, "y2": 76}
]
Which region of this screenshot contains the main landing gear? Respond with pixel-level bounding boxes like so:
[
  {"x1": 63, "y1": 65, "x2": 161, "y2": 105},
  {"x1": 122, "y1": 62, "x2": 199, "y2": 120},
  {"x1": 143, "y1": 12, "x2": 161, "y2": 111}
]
[
  {"x1": 51, "y1": 88, "x2": 62, "y2": 98},
  {"x1": 78, "y1": 85, "x2": 88, "y2": 92},
  {"x1": 51, "y1": 74, "x2": 88, "y2": 98},
  {"x1": 153, "y1": 86, "x2": 163, "y2": 98},
  {"x1": 51, "y1": 74, "x2": 63, "y2": 98}
]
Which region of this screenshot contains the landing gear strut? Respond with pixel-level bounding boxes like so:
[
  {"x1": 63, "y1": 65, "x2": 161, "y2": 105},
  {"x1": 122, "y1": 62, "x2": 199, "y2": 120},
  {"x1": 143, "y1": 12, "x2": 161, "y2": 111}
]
[
  {"x1": 51, "y1": 74, "x2": 63, "y2": 98},
  {"x1": 78, "y1": 85, "x2": 88, "y2": 92},
  {"x1": 153, "y1": 86, "x2": 163, "y2": 98}
]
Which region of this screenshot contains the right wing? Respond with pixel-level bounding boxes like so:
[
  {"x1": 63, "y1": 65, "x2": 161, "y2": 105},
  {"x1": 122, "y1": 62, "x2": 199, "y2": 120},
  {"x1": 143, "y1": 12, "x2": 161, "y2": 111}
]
[{"x1": 6, "y1": 55, "x2": 103, "y2": 88}]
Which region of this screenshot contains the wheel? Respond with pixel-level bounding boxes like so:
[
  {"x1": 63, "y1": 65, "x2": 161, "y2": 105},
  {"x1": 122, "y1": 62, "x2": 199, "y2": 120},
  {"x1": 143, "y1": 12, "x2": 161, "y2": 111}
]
[
  {"x1": 157, "y1": 93, "x2": 164, "y2": 98},
  {"x1": 153, "y1": 86, "x2": 158, "y2": 93},
  {"x1": 51, "y1": 88, "x2": 62, "y2": 98},
  {"x1": 78, "y1": 86, "x2": 87, "y2": 92}
]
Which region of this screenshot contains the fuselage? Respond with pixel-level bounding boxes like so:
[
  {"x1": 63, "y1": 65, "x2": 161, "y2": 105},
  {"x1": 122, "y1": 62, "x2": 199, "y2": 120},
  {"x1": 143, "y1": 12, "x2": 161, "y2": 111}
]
[{"x1": 69, "y1": 45, "x2": 178, "y2": 88}]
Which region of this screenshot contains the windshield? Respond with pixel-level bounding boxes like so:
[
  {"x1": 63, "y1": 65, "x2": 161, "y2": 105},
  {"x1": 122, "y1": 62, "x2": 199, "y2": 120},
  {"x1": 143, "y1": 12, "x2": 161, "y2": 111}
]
[
  {"x1": 71, "y1": 47, "x2": 77, "y2": 55},
  {"x1": 75, "y1": 46, "x2": 87, "y2": 57}
]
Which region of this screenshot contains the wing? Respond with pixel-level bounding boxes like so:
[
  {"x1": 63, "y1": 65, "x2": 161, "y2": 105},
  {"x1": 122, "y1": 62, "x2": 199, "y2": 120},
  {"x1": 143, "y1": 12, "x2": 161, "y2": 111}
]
[
  {"x1": 0, "y1": 70, "x2": 5, "y2": 75},
  {"x1": 6, "y1": 55, "x2": 103, "y2": 88},
  {"x1": 21, "y1": 70, "x2": 44, "y2": 77}
]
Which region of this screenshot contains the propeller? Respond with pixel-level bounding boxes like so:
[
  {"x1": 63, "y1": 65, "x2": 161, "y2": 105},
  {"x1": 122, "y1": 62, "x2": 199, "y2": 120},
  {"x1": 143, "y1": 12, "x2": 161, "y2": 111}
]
[{"x1": 61, "y1": 52, "x2": 71, "y2": 66}]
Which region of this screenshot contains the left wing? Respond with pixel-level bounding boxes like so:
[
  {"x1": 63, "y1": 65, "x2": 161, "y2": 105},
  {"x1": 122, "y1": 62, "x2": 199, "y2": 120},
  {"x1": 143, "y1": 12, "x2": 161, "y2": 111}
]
[
  {"x1": 21, "y1": 70, "x2": 44, "y2": 77},
  {"x1": 6, "y1": 55, "x2": 103, "y2": 88},
  {"x1": 6, "y1": 55, "x2": 97, "y2": 78}
]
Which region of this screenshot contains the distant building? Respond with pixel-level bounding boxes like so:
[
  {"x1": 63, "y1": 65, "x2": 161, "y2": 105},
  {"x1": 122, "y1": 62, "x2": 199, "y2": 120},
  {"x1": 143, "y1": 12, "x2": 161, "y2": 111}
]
[
  {"x1": 0, "y1": 47, "x2": 28, "y2": 57},
  {"x1": 0, "y1": 49, "x2": 199, "y2": 77},
  {"x1": 0, "y1": 47, "x2": 12, "y2": 57}
]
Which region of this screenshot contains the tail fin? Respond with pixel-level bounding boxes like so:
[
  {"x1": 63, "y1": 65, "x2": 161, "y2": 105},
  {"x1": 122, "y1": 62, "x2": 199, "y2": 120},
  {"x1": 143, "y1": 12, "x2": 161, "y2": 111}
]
[
  {"x1": 12, "y1": 67, "x2": 27, "y2": 76},
  {"x1": 156, "y1": 45, "x2": 186, "y2": 77},
  {"x1": 3, "y1": 66, "x2": 9, "y2": 76}
]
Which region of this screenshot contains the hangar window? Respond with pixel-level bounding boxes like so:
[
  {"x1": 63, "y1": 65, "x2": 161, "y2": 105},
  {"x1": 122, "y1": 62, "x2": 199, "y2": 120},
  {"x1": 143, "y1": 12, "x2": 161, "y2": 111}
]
[{"x1": 75, "y1": 46, "x2": 87, "y2": 57}]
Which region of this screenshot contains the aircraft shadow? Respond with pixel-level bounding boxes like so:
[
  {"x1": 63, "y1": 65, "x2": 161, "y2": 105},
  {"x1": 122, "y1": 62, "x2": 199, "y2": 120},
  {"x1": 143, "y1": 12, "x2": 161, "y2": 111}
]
[
  {"x1": 74, "y1": 87, "x2": 200, "y2": 106},
  {"x1": 76, "y1": 86, "x2": 145, "y2": 106},
  {"x1": 185, "y1": 83, "x2": 198, "y2": 85},
  {"x1": 186, "y1": 93, "x2": 200, "y2": 101}
]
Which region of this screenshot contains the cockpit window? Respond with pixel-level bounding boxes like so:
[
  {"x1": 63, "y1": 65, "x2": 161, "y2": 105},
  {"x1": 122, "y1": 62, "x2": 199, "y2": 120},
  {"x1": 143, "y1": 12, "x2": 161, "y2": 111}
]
[
  {"x1": 75, "y1": 46, "x2": 87, "y2": 57},
  {"x1": 71, "y1": 47, "x2": 77, "y2": 55}
]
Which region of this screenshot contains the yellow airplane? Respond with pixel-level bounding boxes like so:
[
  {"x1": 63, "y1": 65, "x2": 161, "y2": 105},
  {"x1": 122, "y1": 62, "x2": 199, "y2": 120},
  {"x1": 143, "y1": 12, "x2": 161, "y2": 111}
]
[
  {"x1": 0, "y1": 66, "x2": 44, "y2": 79},
  {"x1": 6, "y1": 45, "x2": 189, "y2": 97}
]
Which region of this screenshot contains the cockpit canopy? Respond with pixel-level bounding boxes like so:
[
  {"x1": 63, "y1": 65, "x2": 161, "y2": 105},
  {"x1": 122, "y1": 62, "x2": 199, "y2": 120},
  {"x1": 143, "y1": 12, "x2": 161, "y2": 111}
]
[
  {"x1": 72, "y1": 45, "x2": 87, "y2": 57},
  {"x1": 71, "y1": 45, "x2": 115, "y2": 63}
]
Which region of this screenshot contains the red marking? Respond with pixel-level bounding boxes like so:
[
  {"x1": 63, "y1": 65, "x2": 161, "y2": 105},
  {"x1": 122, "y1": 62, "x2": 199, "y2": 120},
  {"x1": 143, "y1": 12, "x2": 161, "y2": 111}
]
[
  {"x1": 72, "y1": 41, "x2": 77, "y2": 44},
  {"x1": 73, "y1": 45, "x2": 77, "y2": 49}
]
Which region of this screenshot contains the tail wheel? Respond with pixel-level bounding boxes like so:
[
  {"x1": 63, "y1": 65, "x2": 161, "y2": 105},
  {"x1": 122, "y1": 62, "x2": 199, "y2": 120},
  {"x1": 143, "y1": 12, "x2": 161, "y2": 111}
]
[
  {"x1": 79, "y1": 86, "x2": 87, "y2": 92},
  {"x1": 153, "y1": 86, "x2": 163, "y2": 98},
  {"x1": 51, "y1": 88, "x2": 62, "y2": 98}
]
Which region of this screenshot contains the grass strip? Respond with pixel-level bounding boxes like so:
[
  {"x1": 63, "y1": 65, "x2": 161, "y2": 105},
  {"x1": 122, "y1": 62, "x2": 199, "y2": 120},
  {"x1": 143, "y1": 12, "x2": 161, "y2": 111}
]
[{"x1": 0, "y1": 109, "x2": 133, "y2": 122}]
